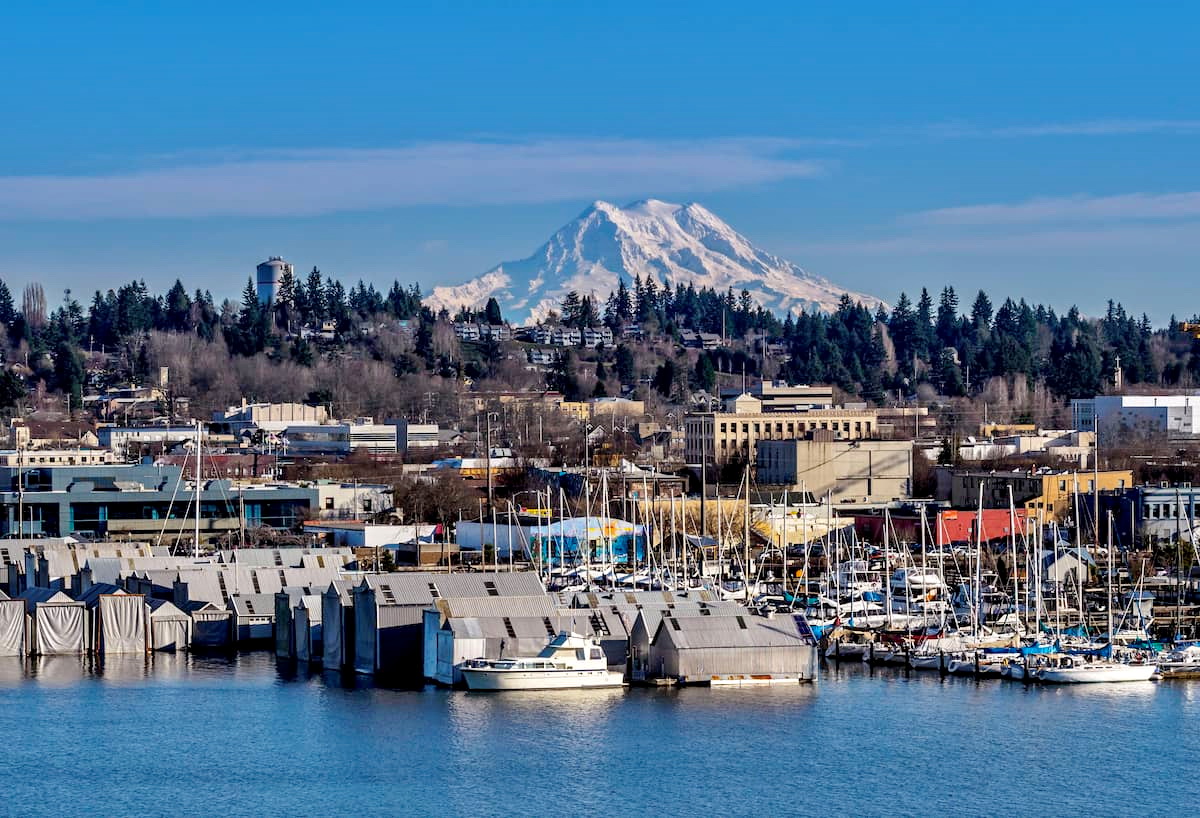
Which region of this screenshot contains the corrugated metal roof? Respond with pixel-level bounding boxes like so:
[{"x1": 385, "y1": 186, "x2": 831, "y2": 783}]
[
  {"x1": 230, "y1": 593, "x2": 291, "y2": 617},
  {"x1": 219, "y1": 547, "x2": 356, "y2": 567},
  {"x1": 571, "y1": 589, "x2": 719, "y2": 608},
  {"x1": 433, "y1": 595, "x2": 556, "y2": 620},
  {"x1": 323, "y1": 579, "x2": 358, "y2": 603},
  {"x1": 359, "y1": 572, "x2": 546, "y2": 606},
  {"x1": 294, "y1": 595, "x2": 323, "y2": 618},
  {"x1": 655, "y1": 614, "x2": 805, "y2": 650}
]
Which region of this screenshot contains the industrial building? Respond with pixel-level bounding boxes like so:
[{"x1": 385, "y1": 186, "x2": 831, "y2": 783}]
[
  {"x1": 1072, "y1": 393, "x2": 1200, "y2": 438},
  {"x1": 756, "y1": 437, "x2": 913, "y2": 503}
]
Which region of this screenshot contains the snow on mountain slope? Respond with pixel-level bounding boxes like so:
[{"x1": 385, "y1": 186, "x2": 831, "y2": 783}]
[{"x1": 427, "y1": 199, "x2": 884, "y2": 323}]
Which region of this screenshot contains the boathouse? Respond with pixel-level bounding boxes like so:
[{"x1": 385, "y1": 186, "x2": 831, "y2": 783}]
[
  {"x1": 0, "y1": 597, "x2": 26, "y2": 656},
  {"x1": 293, "y1": 595, "x2": 323, "y2": 662},
  {"x1": 146, "y1": 598, "x2": 191, "y2": 651},
  {"x1": 20, "y1": 588, "x2": 86, "y2": 656},
  {"x1": 321, "y1": 579, "x2": 358, "y2": 671},
  {"x1": 641, "y1": 613, "x2": 819, "y2": 684},
  {"x1": 353, "y1": 572, "x2": 547, "y2": 677}
]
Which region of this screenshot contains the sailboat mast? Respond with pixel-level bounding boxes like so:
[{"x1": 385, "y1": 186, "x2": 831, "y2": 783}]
[
  {"x1": 883, "y1": 506, "x2": 892, "y2": 627},
  {"x1": 743, "y1": 466, "x2": 750, "y2": 591},
  {"x1": 194, "y1": 421, "x2": 201, "y2": 559},
  {"x1": 1106, "y1": 510, "x2": 1114, "y2": 649},
  {"x1": 975, "y1": 481, "x2": 984, "y2": 636}
]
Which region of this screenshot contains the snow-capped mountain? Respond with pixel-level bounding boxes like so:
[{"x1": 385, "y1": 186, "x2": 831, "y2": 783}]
[{"x1": 427, "y1": 199, "x2": 883, "y2": 323}]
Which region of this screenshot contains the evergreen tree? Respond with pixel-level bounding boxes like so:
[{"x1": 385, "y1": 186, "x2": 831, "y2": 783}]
[
  {"x1": 0, "y1": 279, "x2": 16, "y2": 330},
  {"x1": 305, "y1": 267, "x2": 325, "y2": 321},
  {"x1": 936, "y1": 286, "x2": 959, "y2": 348},
  {"x1": 164, "y1": 280, "x2": 193, "y2": 332},
  {"x1": 693, "y1": 354, "x2": 716, "y2": 391},
  {"x1": 615, "y1": 344, "x2": 635, "y2": 386},
  {"x1": 483, "y1": 297, "x2": 503, "y2": 325},
  {"x1": 53, "y1": 339, "x2": 85, "y2": 409},
  {"x1": 561, "y1": 291, "x2": 581, "y2": 328}
]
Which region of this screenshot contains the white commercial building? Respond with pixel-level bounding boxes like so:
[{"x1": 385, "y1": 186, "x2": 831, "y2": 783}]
[{"x1": 1072, "y1": 394, "x2": 1200, "y2": 437}]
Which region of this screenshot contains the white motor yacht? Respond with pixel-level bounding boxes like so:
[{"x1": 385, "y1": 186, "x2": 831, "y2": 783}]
[{"x1": 461, "y1": 632, "x2": 626, "y2": 691}]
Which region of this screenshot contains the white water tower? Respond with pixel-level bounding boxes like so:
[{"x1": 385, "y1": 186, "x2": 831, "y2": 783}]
[{"x1": 256, "y1": 256, "x2": 293, "y2": 304}]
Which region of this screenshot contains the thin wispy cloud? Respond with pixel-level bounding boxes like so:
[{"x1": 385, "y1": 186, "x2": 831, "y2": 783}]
[
  {"x1": 921, "y1": 119, "x2": 1200, "y2": 140},
  {"x1": 807, "y1": 220, "x2": 1200, "y2": 257},
  {"x1": 908, "y1": 191, "x2": 1200, "y2": 226},
  {"x1": 0, "y1": 139, "x2": 826, "y2": 221}
]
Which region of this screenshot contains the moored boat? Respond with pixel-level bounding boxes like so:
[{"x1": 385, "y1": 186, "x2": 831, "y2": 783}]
[
  {"x1": 1036, "y1": 654, "x2": 1157, "y2": 684},
  {"x1": 461, "y1": 632, "x2": 626, "y2": 691}
]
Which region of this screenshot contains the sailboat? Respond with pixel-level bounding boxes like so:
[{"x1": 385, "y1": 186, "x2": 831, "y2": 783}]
[{"x1": 1038, "y1": 511, "x2": 1158, "y2": 684}]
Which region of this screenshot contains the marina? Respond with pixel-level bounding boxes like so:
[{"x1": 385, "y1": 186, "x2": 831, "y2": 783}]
[{"x1": 2, "y1": 651, "x2": 1197, "y2": 817}]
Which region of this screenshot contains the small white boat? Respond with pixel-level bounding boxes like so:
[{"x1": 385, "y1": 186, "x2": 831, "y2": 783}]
[
  {"x1": 461, "y1": 632, "x2": 626, "y2": 691},
  {"x1": 907, "y1": 652, "x2": 943, "y2": 671},
  {"x1": 1037, "y1": 654, "x2": 1158, "y2": 684}
]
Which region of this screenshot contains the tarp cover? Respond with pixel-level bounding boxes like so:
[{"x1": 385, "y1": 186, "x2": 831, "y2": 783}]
[
  {"x1": 151, "y1": 619, "x2": 190, "y2": 651},
  {"x1": 0, "y1": 599, "x2": 25, "y2": 656},
  {"x1": 36, "y1": 604, "x2": 85, "y2": 655},
  {"x1": 99, "y1": 594, "x2": 146, "y2": 655},
  {"x1": 295, "y1": 608, "x2": 322, "y2": 662},
  {"x1": 322, "y1": 595, "x2": 343, "y2": 669},
  {"x1": 191, "y1": 612, "x2": 232, "y2": 647}
]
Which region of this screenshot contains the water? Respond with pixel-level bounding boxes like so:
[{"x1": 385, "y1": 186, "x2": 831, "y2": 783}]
[{"x1": 2, "y1": 654, "x2": 1197, "y2": 817}]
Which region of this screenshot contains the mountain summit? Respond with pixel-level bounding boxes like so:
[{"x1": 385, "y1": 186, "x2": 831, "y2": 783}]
[{"x1": 427, "y1": 199, "x2": 884, "y2": 323}]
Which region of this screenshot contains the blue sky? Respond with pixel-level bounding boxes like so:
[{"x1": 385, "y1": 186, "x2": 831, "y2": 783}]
[{"x1": 1, "y1": 2, "x2": 1198, "y2": 320}]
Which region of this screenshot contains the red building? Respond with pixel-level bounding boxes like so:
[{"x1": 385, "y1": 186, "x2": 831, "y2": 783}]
[{"x1": 936, "y1": 508, "x2": 1026, "y2": 546}]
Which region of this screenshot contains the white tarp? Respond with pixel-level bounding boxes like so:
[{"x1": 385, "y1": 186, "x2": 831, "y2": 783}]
[
  {"x1": 99, "y1": 594, "x2": 147, "y2": 655},
  {"x1": 35, "y1": 604, "x2": 85, "y2": 655},
  {"x1": 0, "y1": 599, "x2": 26, "y2": 656},
  {"x1": 151, "y1": 618, "x2": 190, "y2": 652},
  {"x1": 148, "y1": 601, "x2": 191, "y2": 652}
]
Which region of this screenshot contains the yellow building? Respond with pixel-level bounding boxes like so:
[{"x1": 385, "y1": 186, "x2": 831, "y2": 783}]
[
  {"x1": 684, "y1": 394, "x2": 879, "y2": 465},
  {"x1": 949, "y1": 468, "x2": 1133, "y2": 522}
]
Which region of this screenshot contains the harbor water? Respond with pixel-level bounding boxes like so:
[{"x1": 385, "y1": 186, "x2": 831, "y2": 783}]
[{"x1": 3, "y1": 653, "x2": 1198, "y2": 817}]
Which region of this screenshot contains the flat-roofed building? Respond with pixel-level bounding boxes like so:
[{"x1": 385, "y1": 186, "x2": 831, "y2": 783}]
[
  {"x1": 685, "y1": 394, "x2": 879, "y2": 465},
  {"x1": 757, "y1": 438, "x2": 913, "y2": 504}
]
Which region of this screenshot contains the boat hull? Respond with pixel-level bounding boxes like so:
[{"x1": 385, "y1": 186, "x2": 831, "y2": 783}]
[
  {"x1": 1038, "y1": 664, "x2": 1157, "y2": 684},
  {"x1": 462, "y1": 668, "x2": 626, "y2": 691}
]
